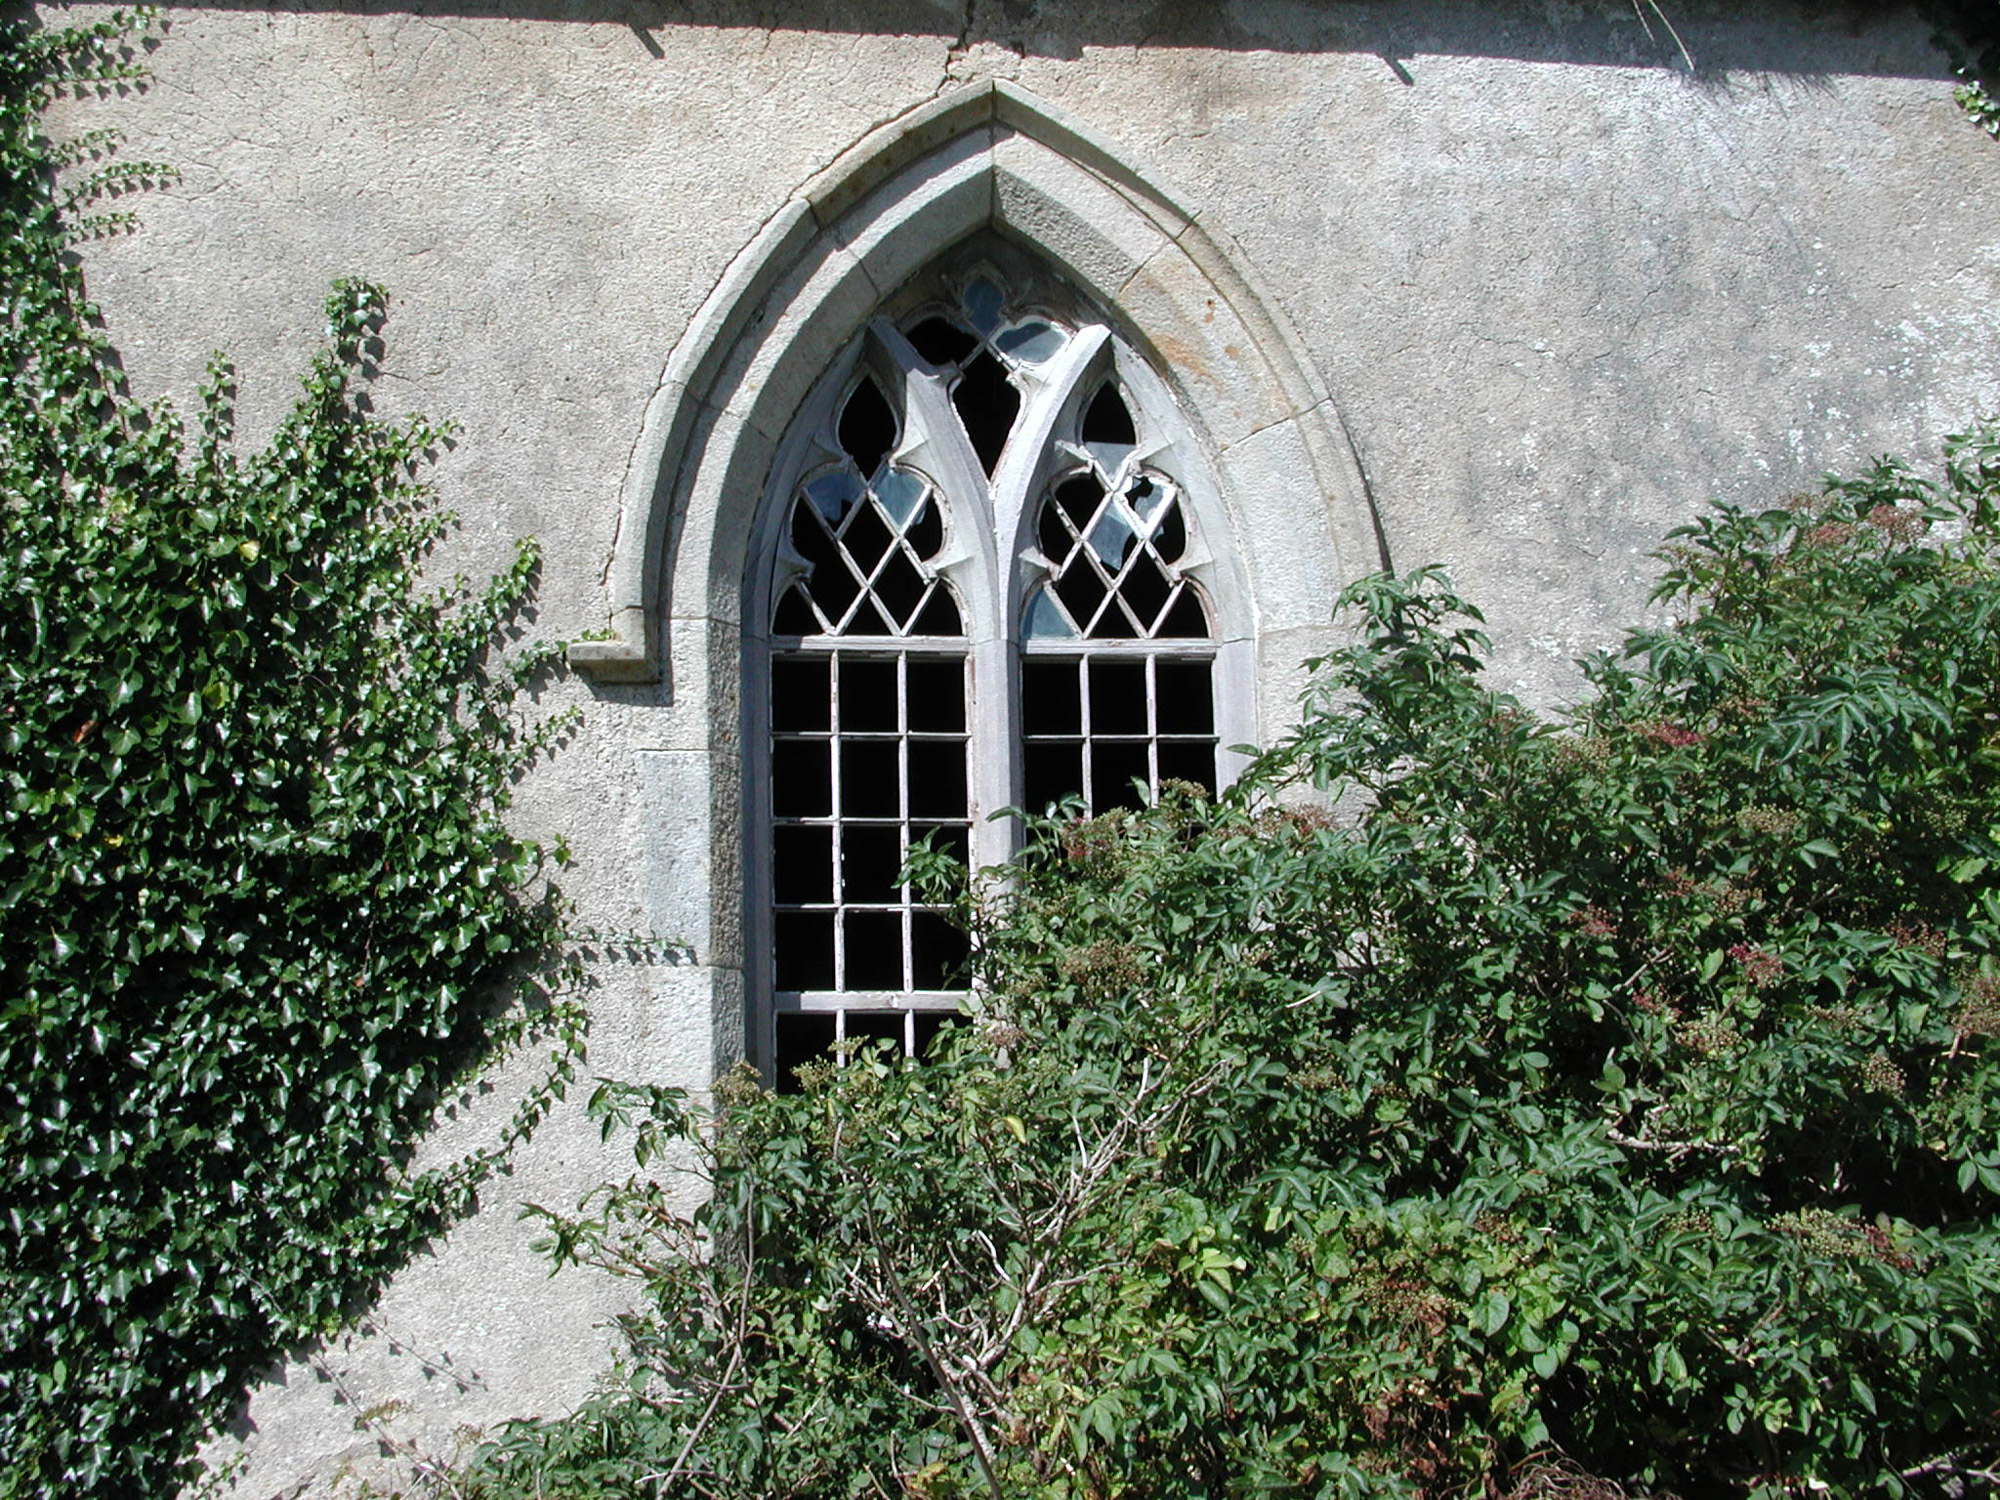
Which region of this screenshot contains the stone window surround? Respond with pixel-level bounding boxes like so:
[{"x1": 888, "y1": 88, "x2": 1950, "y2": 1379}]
[{"x1": 568, "y1": 79, "x2": 1384, "y2": 1075}]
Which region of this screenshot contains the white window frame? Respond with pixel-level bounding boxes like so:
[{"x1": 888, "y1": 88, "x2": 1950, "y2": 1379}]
[{"x1": 742, "y1": 244, "x2": 1257, "y2": 1081}]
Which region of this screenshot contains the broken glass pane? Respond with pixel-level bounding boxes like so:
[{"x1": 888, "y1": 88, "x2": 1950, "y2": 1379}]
[
  {"x1": 1152, "y1": 500, "x2": 1187, "y2": 564},
  {"x1": 994, "y1": 320, "x2": 1066, "y2": 366},
  {"x1": 1024, "y1": 588, "x2": 1077, "y2": 640},
  {"x1": 874, "y1": 467, "x2": 926, "y2": 530},
  {"x1": 1127, "y1": 475, "x2": 1171, "y2": 529},
  {"x1": 1085, "y1": 504, "x2": 1137, "y2": 570},
  {"x1": 962, "y1": 276, "x2": 1005, "y2": 334},
  {"x1": 806, "y1": 468, "x2": 862, "y2": 523}
]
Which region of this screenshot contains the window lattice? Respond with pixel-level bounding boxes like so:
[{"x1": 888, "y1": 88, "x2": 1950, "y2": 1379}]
[
  {"x1": 1025, "y1": 382, "x2": 1207, "y2": 643},
  {"x1": 760, "y1": 254, "x2": 1228, "y2": 1082},
  {"x1": 773, "y1": 376, "x2": 963, "y2": 639}
]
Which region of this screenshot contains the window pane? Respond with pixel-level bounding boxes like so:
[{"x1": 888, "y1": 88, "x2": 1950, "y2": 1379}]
[
  {"x1": 953, "y1": 351, "x2": 1019, "y2": 475},
  {"x1": 774, "y1": 911, "x2": 834, "y2": 991},
  {"x1": 911, "y1": 586, "x2": 962, "y2": 636},
  {"x1": 908, "y1": 739, "x2": 966, "y2": 818},
  {"x1": 1155, "y1": 660, "x2": 1214, "y2": 734},
  {"x1": 1023, "y1": 659, "x2": 1081, "y2": 734},
  {"x1": 839, "y1": 657, "x2": 899, "y2": 732},
  {"x1": 843, "y1": 1009, "x2": 905, "y2": 1052},
  {"x1": 1088, "y1": 660, "x2": 1148, "y2": 736},
  {"x1": 840, "y1": 823, "x2": 904, "y2": 903},
  {"x1": 772, "y1": 739, "x2": 831, "y2": 818},
  {"x1": 771, "y1": 657, "x2": 831, "y2": 731},
  {"x1": 839, "y1": 377, "x2": 896, "y2": 478},
  {"x1": 773, "y1": 824, "x2": 834, "y2": 904},
  {"x1": 906, "y1": 659, "x2": 965, "y2": 731},
  {"x1": 908, "y1": 315, "x2": 978, "y2": 367},
  {"x1": 840, "y1": 738, "x2": 901, "y2": 818},
  {"x1": 843, "y1": 911, "x2": 905, "y2": 989},
  {"x1": 1023, "y1": 740, "x2": 1082, "y2": 813},
  {"x1": 911, "y1": 910, "x2": 970, "y2": 989},
  {"x1": 910, "y1": 822, "x2": 971, "y2": 869},
  {"x1": 1091, "y1": 740, "x2": 1150, "y2": 813},
  {"x1": 775, "y1": 1012, "x2": 837, "y2": 1094},
  {"x1": 1157, "y1": 738, "x2": 1217, "y2": 796},
  {"x1": 913, "y1": 1010, "x2": 960, "y2": 1059}
]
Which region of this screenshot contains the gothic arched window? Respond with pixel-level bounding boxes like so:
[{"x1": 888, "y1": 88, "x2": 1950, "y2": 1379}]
[{"x1": 749, "y1": 246, "x2": 1226, "y2": 1086}]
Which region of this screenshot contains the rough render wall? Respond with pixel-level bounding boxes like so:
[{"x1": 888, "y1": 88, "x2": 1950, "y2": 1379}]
[{"x1": 34, "y1": 0, "x2": 2000, "y2": 1489}]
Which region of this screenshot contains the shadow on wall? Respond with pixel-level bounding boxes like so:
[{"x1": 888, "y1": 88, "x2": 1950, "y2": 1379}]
[{"x1": 115, "y1": 0, "x2": 1953, "y2": 78}]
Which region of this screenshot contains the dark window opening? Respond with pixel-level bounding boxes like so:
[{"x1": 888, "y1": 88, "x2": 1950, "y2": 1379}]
[
  {"x1": 839, "y1": 377, "x2": 896, "y2": 478},
  {"x1": 952, "y1": 352, "x2": 1019, "y2": 475},
  {"x1": 1019, "y1": 655, "x2": 1217, "y2": 816},
  {"x1": 907, "y1": 316, "x2": 978, "y2": 368},
  {"x1": 1081, "y1": 382, "x2": 1136, "y2": 445}
]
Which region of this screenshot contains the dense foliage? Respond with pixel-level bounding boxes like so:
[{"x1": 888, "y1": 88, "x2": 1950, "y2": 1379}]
[
  {"x1": 1, "y1": 15, "x2": 580, "y2": 1497},
  {"x1": 454, "y1": 444, "x2": 2000, "y2": 1499}
]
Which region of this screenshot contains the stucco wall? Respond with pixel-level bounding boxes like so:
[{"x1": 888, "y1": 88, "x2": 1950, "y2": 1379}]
[{"x1": 36, "y1": 0, "x2": 2000, "y2": 1490}]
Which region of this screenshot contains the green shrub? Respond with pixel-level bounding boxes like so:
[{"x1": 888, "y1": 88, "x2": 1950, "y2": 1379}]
[
  {"x1": 459, "y1": 442, "x2": 1999, "y2": 1498},
  {"x1": 0, "y1": 15, "x2": 581, "y2": 1496}
]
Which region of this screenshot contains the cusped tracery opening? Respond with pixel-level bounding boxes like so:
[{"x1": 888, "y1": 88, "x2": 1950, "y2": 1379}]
[
  {"x1": 772, "y1": 375, "x2": 964, "y2": 640},
  {"x1": 1023, "y1": 380, "x2": 1212, "y2": 644}
]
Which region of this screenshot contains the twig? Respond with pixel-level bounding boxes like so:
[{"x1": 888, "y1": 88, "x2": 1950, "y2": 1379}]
[
  {"x1": 307, "y1": 1350, "x2": 468, "y2": 1500},
  {"x1": 641, "y1": 1184, "x2": 758, "y2": 1496},
  {"x1": 863, "y1": 1199, "x2": 1008, "y2": 1500},
  {"x1": 1631, "y1": 0, "x2": 1695, "y2": 72}
]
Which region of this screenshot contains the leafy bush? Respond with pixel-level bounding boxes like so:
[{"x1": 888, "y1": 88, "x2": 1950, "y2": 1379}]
[
  {"x1": 456, "y1": 441, "x2": 2000, "y2": 1498},
  {"x1": 1, "y1": 15, "x2": 581, "y2": 1497}
]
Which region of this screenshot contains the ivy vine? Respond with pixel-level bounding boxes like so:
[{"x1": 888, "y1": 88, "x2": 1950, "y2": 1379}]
[{"x1": 0, "y1": 13, "x2": 584, "y2": 1497}]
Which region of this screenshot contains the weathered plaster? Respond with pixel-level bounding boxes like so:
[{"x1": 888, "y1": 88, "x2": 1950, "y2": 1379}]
[{"x1": 32, "y1": 1, "x2": 2000, "y2": 1490}]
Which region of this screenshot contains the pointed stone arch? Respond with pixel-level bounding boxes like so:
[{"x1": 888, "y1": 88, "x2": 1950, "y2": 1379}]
[{"x1": 569, "y1": 78, "x2": 1384, "y2": 711}]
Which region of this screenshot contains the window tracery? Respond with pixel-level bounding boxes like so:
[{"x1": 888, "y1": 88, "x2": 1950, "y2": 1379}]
[{"x1": 753, "y1": 248, "x2": 1227, "y2": 1084}]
